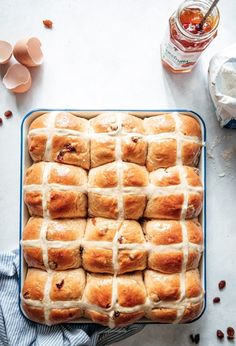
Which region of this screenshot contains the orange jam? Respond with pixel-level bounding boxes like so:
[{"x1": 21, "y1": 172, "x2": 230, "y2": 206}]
[
  {"x1": 180, "y1": 8, "x2": 215, "y2": 35},
  {"x1": 161, "y1": 0, "x2": 220, "y2": 73}
]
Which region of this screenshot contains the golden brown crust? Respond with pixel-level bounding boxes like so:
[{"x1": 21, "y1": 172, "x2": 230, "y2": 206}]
[
  {"x1": 149, "y1": 166, "x2": 181, "y2": 186},
  {"x1": 22, "y1": 269, "x2": 47, "y2": 301},
  {"x1": 144, "y1": 114, "x2": 176, "y2": 134},
  {"x1": 145, "y1": 307, "x2": 177, "y2": 323},
  {"x1": 24, "y1": 162, "x2": 87, "y2": 218},
  {"x1": 24, "y1": 163, "x2": 43, "y2": 185},
  {"x1": 146, "y1": 139, "x2": 177, "y2": 171},
  {"x1": 23, "y1": 218, "x2": 85, "y2": 270},
  {"x1": 22, "y1": 268, "x2": 85, "y2": 324},
  {"x1": 145, "y1": 270, "x2": 181, "y2": 302},
  {"x1": 24, "y1": 191, "x2": 43, "y2": 216},
  {"x1": 117, "y1": 272, "x2": 146, "y2": 307},
  {"x1": 186, "y1": 192, "x2": 203, "y2": 219},
  {"x1": 144, "y1": 269, "x2": 202, "y2": 303},
  {"x1": 145, "y1": 303, "x2": 203, "y2": 323},
  {"x1": 145, "y1": 166, "x2": 203, "y2": 220},
  {"x1": 83, "y1": 271, "x2": 146, "y2": 327},
  {"x1": 90, "y1": 112, "x2": 147, "y2": 167},
  {"x1": 89, "y1": 112, "x2": 145, "y2": 134},
  {"x1": 123, "y1": 195, "x2": 147, "y2": 219},
  {"x1": 84, "y1": 218, "x2": 119, "y2": 241},
  {"x1": 29, "y1": 113, "x2": 49, "y2": 130},
  {"x1": 180, "y1": 302, "x2": 203, "y2": 323},
  {"x1": 91, "y1": 137, "x2": 116, "y2": 168},
  {"x1": 55, "y1": 112, "x2": 88, "y2": 132},
  {"x1": 144, "y1": 220, "x2": 183, "y2": 245},
  {"x1": 144, "y1": 193, "x2": 185, "y2": 220},
  {"x1": 23, "y1": 217, "x2": 42, "y2": 240},
  {"x1": 29, "y1": 112, "x2": 90, "y2": 169},
  {"x1": 48, "y1": 190, "x2": 87, "y2": 219},
  {"x1": 50, "y1": 269, "x2": 85, "y2": 301},
  {"x1": 144, "y1": 113, "x2": 201, "y2": 171},
  {"x1": 88, "y1": 193, "x2": 118, "y2": 219},
  {"x1": 121, "y1": 137, "x2": 147, "y2": 166},
  {"x1": 182, "y1": 142, "x2": 201, "y2": 167},
  {"x1": 144, "y1": 220, "x2": 203, "y2": 273},
  {"x1": 90, "y1": 112, "x2": 120, "y2": 133},
  {"x1": 148, "y1": 251, "x2": 183, "y2": 274},
  {"x1": 123, "y1": 163, "x2": 149, "y2": 187},
  {"x1": 83, "y1": 273, "x2": 113, "y2": 309},
  {"x1": 51, "y1": 135, "x2": 90, "y2": 169},
  {"x1": 22, "y1": 268, "x2": 203, "y2": 326},
  {"x1": 88, "y1": 163, "x2": 118, "y2": 188},
  {"x1": 23, "y1": 247, "x2": 44, "y2": 270},
  {"x1": 47, "y1": 161, "x2": 87, "y2": 186},
  {"x1": 180, "y1": 115, "x2": 202, "y2": 138},
  {"x1": 113, "y1": 311, "x2": 144, "y2": 327},
  {"x1": 82, "y1": 218, "x2": 147, "y2": 274},
  {"x1": 84, "y1": 309, "x2": 110, "y2": 326},
  {"x1": 88, "y1": 163, "x2": 149, "y2": 219},
  {"x1": 49, "y1": 308, "x2": 83, "y2": 324},
  {"x1": 28, "y1": 112, "x2": 202, "y2": 170},
  {"x1": 22, "y1": 304, "x2": 45, "y2": 323},
  {"x1": 28, "y1": 135, "x2": 47, "y2": 162},
  {"x1": 88, "y1": 162, "x2": 149, "y2": 188}
]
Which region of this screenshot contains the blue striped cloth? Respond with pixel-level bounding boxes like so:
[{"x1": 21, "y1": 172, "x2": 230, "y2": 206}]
[{"x1": 0, "y1": 250, "x2": 145, "y2": 346}]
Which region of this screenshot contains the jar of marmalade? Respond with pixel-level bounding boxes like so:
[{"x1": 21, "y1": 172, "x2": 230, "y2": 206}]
[{"x1": 161, "y1": 0, "x2": 220, "y2": 73}]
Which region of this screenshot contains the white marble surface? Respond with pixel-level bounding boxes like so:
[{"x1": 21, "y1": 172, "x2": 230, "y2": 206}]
[{"x1": 0, "y1": 0, "x2": 236, "y2": 345}]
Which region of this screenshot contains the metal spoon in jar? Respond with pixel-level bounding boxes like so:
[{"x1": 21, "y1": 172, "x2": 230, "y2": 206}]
[{"x1": 196, "y1": 0, "x2": 220, "y2": 31}]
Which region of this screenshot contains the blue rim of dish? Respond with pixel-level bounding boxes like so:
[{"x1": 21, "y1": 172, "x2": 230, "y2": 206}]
[{"x1": 19, "y1": 109, "x2": 207, "y2": 325}]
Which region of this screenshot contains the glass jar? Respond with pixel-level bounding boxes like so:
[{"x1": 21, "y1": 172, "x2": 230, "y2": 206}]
[{"x1": 161, "y1": 0, "x2": 220, "y2": 73}]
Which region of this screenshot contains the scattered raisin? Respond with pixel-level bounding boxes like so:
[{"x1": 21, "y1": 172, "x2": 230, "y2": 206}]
[
  {"x1": 195, "y1": 334, "x2": 200, "y2": 344},
  {"x1": 43, "y1": 19, "x2": 53, "y2": 28},
  {"x1": 217, "y1": 330, "x2": 224, "y2": 339},
  {"x1": 4, "y1": 110, "x2": 13, "y2": 118},
  {"x1": 190, "y1": 334, "x2": 195, "y2": 343},
  {"x1": 227, "y1": 327, "x2": 235, "y2": 340},
  {"x1": 23, "y1": 291, "x2": 30, "y2": 299},
  {"x1": 189, "y1": 334, "x2": 200, "y2": 344},
  {"x1": 131, "y1": 136, "x2": 139, "y2": 143},
  {"x1": 118, "y1": 236, "x2": 124, "y2": 243},
  {"x1": 218, "y1": 280, "x2": 226, "y2": 290},
  {"x1": 56, "y1": 279, "x2": 64, "y2": 289},
  {"x1": 65, "y1": 144, "x2": 76, "y2": 152},
  {"x1": 49, "y1": 260, "x2": 58, "y2": 269},
  {"x1": 213, "y1": 297, "x2": 220, "y2": 303},
  {"x1": 105, "y1": 303, "x2": 111, "y2": 309},
  {"x1": 114, "y1": 311, "x2": 120, "y2": 318},
  {"x1": 56, "y1": 144, "x2": 76, "y2": 161},
  {"x1": 0, "y1": 118, "x2": 2, "y2": 126},
  {"x1": 56, "y1": 152, "x2": 64, "y2": 161}
]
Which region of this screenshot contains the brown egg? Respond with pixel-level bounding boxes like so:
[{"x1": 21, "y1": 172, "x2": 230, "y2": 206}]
[
  {"x1": 13, "y1": 37, "x2": 43, "y2": 67},
  {"x1": 0, "y1": 40, "x2": 13, "y2": 64},
  {"x1": 3, "y1": 63, "x2": 32, "y2": 93}
]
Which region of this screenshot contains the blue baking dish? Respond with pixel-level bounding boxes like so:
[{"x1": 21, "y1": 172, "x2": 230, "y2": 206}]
[{"x1": 19, "y1": 109, "x2": 206, "y2": 324}]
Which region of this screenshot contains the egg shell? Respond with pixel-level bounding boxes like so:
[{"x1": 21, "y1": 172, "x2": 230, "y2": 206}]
[
  {"x1": 3, "y1": 63, "x2": 32, "y2": 93},
  {"x1": 0, "y1": 40, "x2": 13, "y2": 64},
  {"x1": 13, "y1": 37, "x2": 43, "y2": 67}
]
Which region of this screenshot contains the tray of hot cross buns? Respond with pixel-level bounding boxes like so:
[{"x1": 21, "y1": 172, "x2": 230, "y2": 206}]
[{"x1": 19, "y1": 110, "x2": 206, "y2": 327}]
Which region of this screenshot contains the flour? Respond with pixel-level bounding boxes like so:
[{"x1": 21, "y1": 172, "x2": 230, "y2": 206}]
[{"x1": 208, "y1": 44, "x2": 236, "y2": 128}]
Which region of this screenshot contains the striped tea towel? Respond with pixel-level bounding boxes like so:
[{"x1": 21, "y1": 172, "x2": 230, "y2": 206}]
[{"x1": 0, "y1": 250, "x2": 145, "y2": 346}]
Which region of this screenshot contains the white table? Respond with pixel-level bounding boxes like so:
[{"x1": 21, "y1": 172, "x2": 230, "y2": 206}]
[{"x1": 1, "y1": 0, "x2": 236, "y2": 345}]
